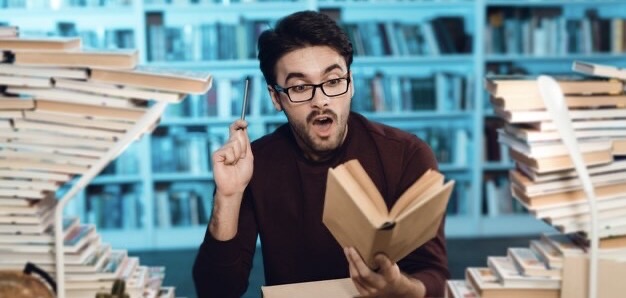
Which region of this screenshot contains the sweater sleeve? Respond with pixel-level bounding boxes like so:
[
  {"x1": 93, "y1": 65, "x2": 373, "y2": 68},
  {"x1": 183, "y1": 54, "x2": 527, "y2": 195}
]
[
  {"x1": 397, "y1": 139, "x2": 450, "y2": 297},
  {"x1": 192, "y1": 189, "x2": 258, "y2": 298}
]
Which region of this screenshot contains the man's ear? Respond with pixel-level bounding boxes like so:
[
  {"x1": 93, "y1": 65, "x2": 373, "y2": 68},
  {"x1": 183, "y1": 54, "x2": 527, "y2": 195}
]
[{"x1": 268, "y1": 86, "x2": 283, "y2": 111}]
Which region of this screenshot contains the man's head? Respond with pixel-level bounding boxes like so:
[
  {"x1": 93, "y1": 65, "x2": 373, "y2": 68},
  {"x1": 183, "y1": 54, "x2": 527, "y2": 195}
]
[
  {"x1": 258, "y1": 10, "x2": 354, "y2": 87},
  {"x1": 257, "y1": 11, "x2": 355, "y2": 161}
]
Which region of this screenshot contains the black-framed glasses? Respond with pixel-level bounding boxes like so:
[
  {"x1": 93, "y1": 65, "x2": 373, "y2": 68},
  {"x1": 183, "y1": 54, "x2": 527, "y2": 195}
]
[{"x1": 273, "y1": 73, "x2": 351, "y2": 103}]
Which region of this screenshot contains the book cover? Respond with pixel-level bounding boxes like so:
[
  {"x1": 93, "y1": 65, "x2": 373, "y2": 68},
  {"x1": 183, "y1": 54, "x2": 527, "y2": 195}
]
[
  {"x1": 572, "y1": 60, "x2": 626, "y2": 80},
  {"x1": 89, "y1": 66, "x2": 213, "y2": 94},
  {"x1": 12, "y1": 49, "x2": 138, "y2": 69},
  {"x1": 0, "y1": 37, "x2": 80, "y2": 51}
]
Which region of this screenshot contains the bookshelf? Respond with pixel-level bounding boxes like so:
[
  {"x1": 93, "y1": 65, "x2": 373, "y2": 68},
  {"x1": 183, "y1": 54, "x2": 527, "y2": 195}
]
[{"x1": 6, "y1": 0, "x2": 626, "y2": 250}]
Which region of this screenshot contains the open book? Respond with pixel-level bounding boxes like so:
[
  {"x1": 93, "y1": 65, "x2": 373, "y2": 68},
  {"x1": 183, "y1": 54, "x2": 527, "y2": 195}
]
[{"x1": 323, "y1": 159, "x2": 454, "y2": 268}]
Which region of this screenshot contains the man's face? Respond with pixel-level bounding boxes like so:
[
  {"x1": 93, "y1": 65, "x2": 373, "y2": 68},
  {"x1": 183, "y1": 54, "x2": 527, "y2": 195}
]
[{"x1": 270, "y1": 46, "x2": 353, "y2": 161}]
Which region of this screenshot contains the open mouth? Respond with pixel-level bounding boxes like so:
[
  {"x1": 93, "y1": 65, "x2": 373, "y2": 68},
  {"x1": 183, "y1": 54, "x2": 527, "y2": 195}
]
[
  {"x1": 312, "y1": 115, "x2": 334, "y2": 135},
  {"x1": 313, "y1": 116, "x2": 333, "y2": 126}
]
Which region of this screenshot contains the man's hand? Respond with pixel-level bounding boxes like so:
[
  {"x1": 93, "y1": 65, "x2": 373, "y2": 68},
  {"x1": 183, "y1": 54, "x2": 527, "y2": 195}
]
[
  {"x1": 212, "y1": 120, "x2": 254, "y2": 197},
  {"x1": 209, "y1": 120, "x2": 254, "y2": 241},
  {"x1": 344, "y1": 247, "x2": 426, "y2": 298}
]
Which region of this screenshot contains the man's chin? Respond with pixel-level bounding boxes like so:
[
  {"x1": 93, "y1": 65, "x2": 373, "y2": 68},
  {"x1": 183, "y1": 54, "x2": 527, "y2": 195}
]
[{"x1": 311, "y1": 140, "x2": 341, "y2": 153}]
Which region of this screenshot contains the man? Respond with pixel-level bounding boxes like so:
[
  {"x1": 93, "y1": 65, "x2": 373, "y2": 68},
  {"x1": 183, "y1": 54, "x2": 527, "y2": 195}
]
[{"x1": 193, "y1": 10, "x2": 449, "y2": 297}]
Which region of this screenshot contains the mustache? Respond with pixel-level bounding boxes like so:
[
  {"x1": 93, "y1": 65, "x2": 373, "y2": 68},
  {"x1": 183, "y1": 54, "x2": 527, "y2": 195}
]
[{"x1": 307, "y1": 110, "x2": 338, "y2": 123}]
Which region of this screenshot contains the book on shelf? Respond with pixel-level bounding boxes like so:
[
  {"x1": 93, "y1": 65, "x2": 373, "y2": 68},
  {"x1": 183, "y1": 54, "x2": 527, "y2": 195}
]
[
  {"x1": 510, "y1": 169, "x2": 626, "y2": 197},
  {"x1": 445, "y1": 279, "x2": 478, "y2": 298},
  {"x1": 0, "y1": 64, "x2": 88, "y2": 79},
  {"x1": 464, "y1": 267, "x2": 560, "y2": 298},
  {"x1": 32, "y1": 99, "x2": 146, "y2": 122},
  {"x1": 498, "y1": 130, "x2": 613, "y2": 158},
  {"x1": 507, "y1": 247, "x2": 561, "y2": 278},
  {"x1": 516, "y1": 160, "x2": 626, "y2": 183},
  {"x1": 0, "y1": 26, "x2": 18, "y2": 38},
  {"x1": 6, "y1": 87, "x2": 143, "y2": 109},
  {"x1": 485, "y1": 76, "x2": 623, "y2": 100},
  {"x1": 0, "y1": 97, "x2": 35, "y2": 109},
  {"x1": 487, "y1": 256, "x2": 560, "y2": 289},
  {"x1": 0, "y1": 236, "x2": 100, "y2": 265},
  {"x1": 89, "y1": 66, "x2": 213, "y2": 94},
  {"x1": 508, "y1": 146, "x2": 613, "y2": 174},
  {"x1": 494, "y1": 106, "x2": 626, "y2": 124},
  {"x1": 21, "y1": 110, "x2": 135, "y2": 132},
  {"x1": 530, "y1": 239, "x2": 564, "y2": 270},
  {"x1": 64, "y1": 250, "x2": 130, "y2": 282},
  {"x1": 531, "y1": 196, "x2": 626, "y2": 224},
  {"x1": 9, "y1": 49, "x2": 139, "y2": 69},
  {"x1": 503, "y1": 124, "x2": 626, "y2": 144},
  {"x1": 0, "y1": 173, "x2": 60, "y2": 190},
  {"x1": 0, "y1": 74, "x2": 53, "y2": 88},
  {"x1": 11, "y1": 118, "x2": 124, "y2": 141},
  {"x1": 511, "y1": 181, "x2": 626, "y2": 210},
  {"x1": 53, "y1": 78, "x2": 187, "y2": 103},
  {"x1": 572, "y1": 61, "x2": 626, "y2": 81},
  {"x1": 490, "y1": 94, "x2": 626, "y2": 112},
  {"x1": 529, "y1": 119, "x2": 626, "y2": 133},
  {"x1": 0, "y1": 37, "x2": 81, "y2": 51},
  {"x1": 540, "y1": 233, "x2": 586, "y2": 256},
  {"x1": 0, "y1": 196, "x2": 56, "y2": 214},
  {"x1": 551, "y1": 210, "x2": 626, "y2": 237},
  {"x1": 323, "y1": 159, "x2": 454, "y2": 268}
]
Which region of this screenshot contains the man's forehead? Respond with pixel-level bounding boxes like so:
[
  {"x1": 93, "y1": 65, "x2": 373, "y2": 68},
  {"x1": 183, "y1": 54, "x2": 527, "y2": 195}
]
[{"x1": 275, "y1": 47, "x2": 347, "y2": 81}]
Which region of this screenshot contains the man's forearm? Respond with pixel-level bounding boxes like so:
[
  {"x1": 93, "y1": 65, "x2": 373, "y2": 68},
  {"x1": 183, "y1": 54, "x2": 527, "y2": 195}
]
[{"x1": 209, "y1": 192, "x2": 244, "y2": 241}]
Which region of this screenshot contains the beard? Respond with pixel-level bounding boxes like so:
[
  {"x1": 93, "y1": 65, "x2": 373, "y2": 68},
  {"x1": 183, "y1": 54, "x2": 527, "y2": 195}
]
[{"x1": 286, "y1": 109, "x2": 349, "y2": 159}]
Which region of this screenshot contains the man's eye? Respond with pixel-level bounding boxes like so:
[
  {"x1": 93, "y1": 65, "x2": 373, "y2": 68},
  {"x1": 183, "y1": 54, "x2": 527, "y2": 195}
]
[
  {"x1": 326, "y1": 79, "x2": 340, "y2": 86},
  {"x1": 292, "y1": 85, "x2": 310, "y2": 93}
]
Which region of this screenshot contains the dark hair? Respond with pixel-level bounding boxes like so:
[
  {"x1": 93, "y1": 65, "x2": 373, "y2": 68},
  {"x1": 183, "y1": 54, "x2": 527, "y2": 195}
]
[{"x1": 257, "y1": 10, "x2": 354, "y2": 87}]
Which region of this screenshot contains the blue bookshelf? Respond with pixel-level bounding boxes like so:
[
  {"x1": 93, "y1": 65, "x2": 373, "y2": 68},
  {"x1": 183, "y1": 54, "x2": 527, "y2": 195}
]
[{"x1": 8, "y1": 0, "x2": 626, "y2": 250}]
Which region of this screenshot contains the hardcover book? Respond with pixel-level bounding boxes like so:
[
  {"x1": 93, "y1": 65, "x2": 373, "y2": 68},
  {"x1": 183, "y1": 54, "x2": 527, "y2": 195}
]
[{"x1": 323, "y1": 159, "x2": 454, "y2": 268}]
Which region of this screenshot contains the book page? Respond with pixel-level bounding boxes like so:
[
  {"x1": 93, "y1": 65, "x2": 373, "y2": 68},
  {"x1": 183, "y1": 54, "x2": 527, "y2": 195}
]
[
  {"x1": 384, "y1": 181, "x2": 454, "y2": 263},
  {"x1": 323, "y1": 165, "x2": 387, "y2": 267},
  {"x1": 388, "y1": 169, "x2": 443, "y2": 219},
  {"x1": 343, "y1": 159, "x2": 388, "y2": 217}
]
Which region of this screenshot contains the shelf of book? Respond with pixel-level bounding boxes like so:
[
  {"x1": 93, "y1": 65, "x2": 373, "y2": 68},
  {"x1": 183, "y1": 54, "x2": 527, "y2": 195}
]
[
  {"x1": 318, "y1": 0, "x2": 474, "y2": 9},
  {"x1": 485, "y1": 53, "x2": 626, "y2": 63},
  {"x1": 486, "y1": 0, "x2": 626, "y2": 6},
  {"x1": 145, "y1": 1, "x2": 313, "y2": 14},
  {"x1": 6, "y1": 0, "x2": 626, "y2": 253}
]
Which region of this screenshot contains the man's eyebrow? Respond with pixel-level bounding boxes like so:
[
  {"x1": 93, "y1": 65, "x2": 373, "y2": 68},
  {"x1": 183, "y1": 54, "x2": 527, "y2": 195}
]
[
  {"x1": 284, "y1": 72, "x2": 305, "y2": 84},
  {"x1": 283, "y1": 64, "x2": 345, "y2": 85},
  {"x1": 323, "y1": 64, "x2": 343, "y2": 74}
]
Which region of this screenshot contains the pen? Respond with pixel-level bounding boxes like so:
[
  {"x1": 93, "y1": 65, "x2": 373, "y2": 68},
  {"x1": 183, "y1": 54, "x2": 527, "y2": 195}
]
[{"x1": 241, "y1": 78, "x2": 250, "y2": 121}]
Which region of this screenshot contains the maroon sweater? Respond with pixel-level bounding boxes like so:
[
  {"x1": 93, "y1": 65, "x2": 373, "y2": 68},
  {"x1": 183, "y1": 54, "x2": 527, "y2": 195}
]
[{"x1": 193, "y1": 112, "x2": 449, "y2": 297}]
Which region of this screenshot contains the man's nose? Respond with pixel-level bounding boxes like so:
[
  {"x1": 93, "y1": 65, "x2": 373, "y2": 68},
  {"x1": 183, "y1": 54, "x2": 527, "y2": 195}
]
[{"x1": 310, "y1": 86, "x2": 330, "y2": 108}]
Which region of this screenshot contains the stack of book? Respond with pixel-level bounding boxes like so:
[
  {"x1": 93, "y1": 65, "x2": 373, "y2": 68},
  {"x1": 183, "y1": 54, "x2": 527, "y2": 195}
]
[
  {"x1": 447, "y1": 232, "x2": 579, "y2": 298},
  {"x1": 486, "y1": 62, "x2": 626, "y2": 242},
  {"x1": 446, "y1": 61, "x2": 626, "y2": 297},
  {"x1": 0, "y1": 26, "x2": 211, "y2": 298}
]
